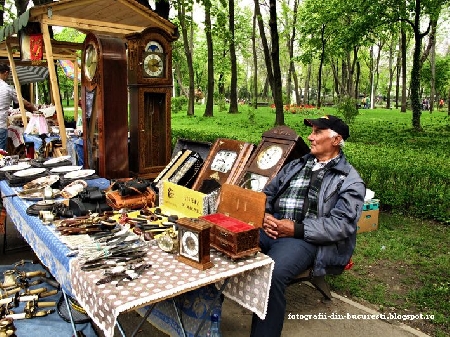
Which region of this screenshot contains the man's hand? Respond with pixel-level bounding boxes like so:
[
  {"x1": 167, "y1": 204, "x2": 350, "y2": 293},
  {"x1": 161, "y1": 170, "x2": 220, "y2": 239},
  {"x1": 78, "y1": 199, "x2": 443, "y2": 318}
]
[{"x1": 262, "y1": 213, "x2": 295, "y2": 239}]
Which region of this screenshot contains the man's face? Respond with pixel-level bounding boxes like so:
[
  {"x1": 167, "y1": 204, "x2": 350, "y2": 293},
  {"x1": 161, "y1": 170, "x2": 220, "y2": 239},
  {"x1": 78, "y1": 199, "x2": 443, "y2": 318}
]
[{"x1": 307, "y1": 125, "x2": 338, "y2": 157}]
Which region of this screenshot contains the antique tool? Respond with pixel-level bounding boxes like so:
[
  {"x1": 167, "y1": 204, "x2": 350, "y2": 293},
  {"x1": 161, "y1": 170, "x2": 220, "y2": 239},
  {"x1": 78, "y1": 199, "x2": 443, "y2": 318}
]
[
  {"x1": 37, "y1": 277, "x2": 60, "y2": 290},
  {"x1": 1, "y1": 271, "x2": 15, "y2": 289},
  {"x1": 95, "y1": 263, "x2": 151, "y2": 286},
  {"x1": 6, "y1": 309, "x2": 54, "y2": 320},
  {"x1": 38, "y1": 289, "x2": 58, "y2": 299},
  {"x1": 0, "y1": 287, "x2": 21, "y2": 299},
  {"x1": 19, "y1": 287, "x2": 47, "y2": 297},
  {"x1": 0, "y1": 293, "x2": 38, "y2": 308},
  {"x1": 0, "y1": 317, "x2": 15, "y2": 336}
]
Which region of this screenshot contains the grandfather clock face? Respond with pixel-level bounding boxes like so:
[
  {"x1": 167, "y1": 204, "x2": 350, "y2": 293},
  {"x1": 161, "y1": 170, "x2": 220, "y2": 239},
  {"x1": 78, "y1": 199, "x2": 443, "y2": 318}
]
[
  {"x1": 238, "y1": 126, "x2": 310, "y2": 191},
  {"x1": 143, "y1": 40, "x2": 165, "y2": 78}
]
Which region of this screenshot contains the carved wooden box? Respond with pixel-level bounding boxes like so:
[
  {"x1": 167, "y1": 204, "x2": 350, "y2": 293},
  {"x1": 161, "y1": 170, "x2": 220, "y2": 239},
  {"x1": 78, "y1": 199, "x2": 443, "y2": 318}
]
[{"x1": 200, "y1": 184, "x2": 266, "y2": 259}]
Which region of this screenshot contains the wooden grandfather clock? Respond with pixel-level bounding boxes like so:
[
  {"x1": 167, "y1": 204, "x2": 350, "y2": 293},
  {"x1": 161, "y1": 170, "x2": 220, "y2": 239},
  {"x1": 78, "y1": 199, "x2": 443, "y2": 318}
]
[
  {"x1": 81, "y1": 33, "x2": 129, "y2": 179},
  {"x1": 126, "y1": 27, "x2": 178, "y2": 178}
]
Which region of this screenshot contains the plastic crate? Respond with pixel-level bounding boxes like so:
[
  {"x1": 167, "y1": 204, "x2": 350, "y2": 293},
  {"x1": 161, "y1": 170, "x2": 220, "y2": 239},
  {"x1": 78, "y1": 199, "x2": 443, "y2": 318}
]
[{"x1": 363, "y1": 199, "x2": 379, "y2": 211}]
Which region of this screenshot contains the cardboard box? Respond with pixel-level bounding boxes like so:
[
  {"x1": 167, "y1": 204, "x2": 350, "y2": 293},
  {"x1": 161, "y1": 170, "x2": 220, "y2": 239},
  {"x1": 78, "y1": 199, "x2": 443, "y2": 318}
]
[{"x1": 357, "y1": 209, "x2": 379, "y2": 233}]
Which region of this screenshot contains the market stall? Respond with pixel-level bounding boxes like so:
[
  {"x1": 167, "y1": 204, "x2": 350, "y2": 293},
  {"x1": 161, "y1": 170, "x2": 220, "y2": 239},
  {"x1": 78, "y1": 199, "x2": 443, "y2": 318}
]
[{"x1": 0, "y1": 0, "x2": 177, "y2": 159}]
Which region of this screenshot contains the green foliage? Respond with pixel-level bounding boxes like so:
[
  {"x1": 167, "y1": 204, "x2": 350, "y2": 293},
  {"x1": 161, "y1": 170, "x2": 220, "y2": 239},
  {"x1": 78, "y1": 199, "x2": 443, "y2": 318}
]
[
  {"x1": 172, "y1": 105, "x2": 450, "y2": 223},
  {"x1": 171, "y1": 96, "x2": 188, "y2": 113},
  {"x1": 335, "y1": 96, "x2": 360, "y2": 124}
]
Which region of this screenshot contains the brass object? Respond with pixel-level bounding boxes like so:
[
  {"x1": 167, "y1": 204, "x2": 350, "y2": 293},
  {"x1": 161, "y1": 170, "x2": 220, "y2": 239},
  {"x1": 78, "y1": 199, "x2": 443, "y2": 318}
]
[{"x1": 1, "y1": 271, "x2": 15, "y2": 289}]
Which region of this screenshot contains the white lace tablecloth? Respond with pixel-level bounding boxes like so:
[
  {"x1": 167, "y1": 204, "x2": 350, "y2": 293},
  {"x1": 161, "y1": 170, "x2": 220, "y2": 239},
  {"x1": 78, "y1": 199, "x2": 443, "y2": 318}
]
[{"x1": 71, "y1": 246, "x2": 274, "y2": 337}]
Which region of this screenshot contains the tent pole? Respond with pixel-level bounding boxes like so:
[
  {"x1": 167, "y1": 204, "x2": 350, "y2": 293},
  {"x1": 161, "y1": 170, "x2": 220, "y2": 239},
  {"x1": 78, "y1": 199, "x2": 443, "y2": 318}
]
[
  {"x1": 41, "y1": 22, "x2": 67, "y2": 154},
  {"x1": 5, "y1": 42, "x2": 28, "y2": 128},
  {"x1": 73, "y1": 59, "x2": 79, "y2": 122},
  {"x1": 30, "y1": 82, "x2": 34, "y2": 105}
]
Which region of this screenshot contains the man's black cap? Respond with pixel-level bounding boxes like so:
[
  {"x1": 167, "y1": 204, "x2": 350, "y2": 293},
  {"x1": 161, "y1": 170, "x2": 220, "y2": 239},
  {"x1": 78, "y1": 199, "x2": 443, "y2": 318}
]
[{"x1": 304, "y1": 115, "x2": 350, "y2": 140}]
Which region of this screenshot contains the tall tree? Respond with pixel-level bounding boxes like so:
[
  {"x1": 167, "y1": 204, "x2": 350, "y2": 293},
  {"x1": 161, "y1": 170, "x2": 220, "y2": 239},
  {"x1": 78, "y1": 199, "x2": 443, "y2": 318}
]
[
  {"x1": 176, "y1": 0, "x2": 195, "y2": 116},
  {"x1": 254, "y1": 0, "x2": 274, "y2": 101},
  {"x1": 228, "y1": 0, "x2": 238, "y2": 113},
  {"x1": 252, "y1": 2, "x2": 258, "y2": 108},
  {"x1": 269, "y1": 0, "x2": 284, "y2": 124},
  {"x1": 203, "y1": 0, "x2": 214, "y2": 117}
]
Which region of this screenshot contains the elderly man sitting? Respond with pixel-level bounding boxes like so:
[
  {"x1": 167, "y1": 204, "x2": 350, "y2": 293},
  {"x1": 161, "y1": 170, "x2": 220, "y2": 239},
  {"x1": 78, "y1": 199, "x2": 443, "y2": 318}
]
[{"x1": 250, "y1": 115, "x2": 366, "y2": 337}]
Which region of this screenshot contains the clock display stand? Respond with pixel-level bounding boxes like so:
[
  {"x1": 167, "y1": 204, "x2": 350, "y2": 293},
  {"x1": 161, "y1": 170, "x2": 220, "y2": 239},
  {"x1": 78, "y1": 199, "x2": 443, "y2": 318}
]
[{"x1": 237, "y1": 125, "x2": 310, "y2": 192}]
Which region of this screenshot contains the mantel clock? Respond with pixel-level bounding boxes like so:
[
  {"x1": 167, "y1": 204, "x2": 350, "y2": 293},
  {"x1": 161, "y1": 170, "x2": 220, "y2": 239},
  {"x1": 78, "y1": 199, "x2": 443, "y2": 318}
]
[
  {"x1": 176, "y1": 217, "x2": 214, "y2": 270},
  {"x1": 81, "y1": 33, "x2": 129, "y2": 179}
]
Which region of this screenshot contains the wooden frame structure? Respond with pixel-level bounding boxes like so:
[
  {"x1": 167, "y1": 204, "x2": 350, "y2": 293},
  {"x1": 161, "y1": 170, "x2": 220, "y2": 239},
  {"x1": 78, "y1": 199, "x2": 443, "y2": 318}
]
[{"x1": 0, "y1": 0, "x2": 177, "y2": 154}]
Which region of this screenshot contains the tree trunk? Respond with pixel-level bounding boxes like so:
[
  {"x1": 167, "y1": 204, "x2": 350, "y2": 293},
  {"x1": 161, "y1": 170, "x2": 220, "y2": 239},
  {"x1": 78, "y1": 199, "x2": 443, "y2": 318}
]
[
  {"x1": 204, "y1": 0, "x2": 214, "y2": 117},
  {"x1": 177, "y1": 0, "x2": 195, "y2": 116},
  {"x1": 401, "y1": 26, "x2": 407, "y2": 113},
  {"x1": 355, "y1": 61, "x2": 360, "y2": 102},
  {"x1": 252, "y1": 5, "x2": 258, "y2": 108},
  {"x1": 15, "y1": 0, "x2": 30, "y2": 14},
  {"x1": 317, "y1": 24, "x2": 326, "y2": 108},
  {"x1": 395, "y1": 33, "x2": 401, "y2": 109},
  {"x1": 228, "y1": 0, "x2": 239, "y2": 114},
  {"x1": 374, "y1": 41, "x2": 384, "y2": 107},
  {"x1": 0, "y1": 0, "x2": 5, "y2": 26},
  {"x1": 387, "y1": 37, "x2": 395, "y2": 109},
  {"x1": 304, "y1": 64, "x2": 311, "y2": 104},
  {"x1": 269, "y1": 0, "x2": 284, "y2": 125},
  {"x1": 254, "y1": 0, "x2": 274, "y2": 99},
  {"x1": 286, "y1": 0, "x2": 299, "y2": 106},
  {"x1": 409, "y1": 0, "x2": 429, "y2": 130},
  {"x1": 429, "y1": 20, "x2": 437, "y2": 113},
  {"x1": 292, "y1": 67, "x2": 301, "y2": 106}
]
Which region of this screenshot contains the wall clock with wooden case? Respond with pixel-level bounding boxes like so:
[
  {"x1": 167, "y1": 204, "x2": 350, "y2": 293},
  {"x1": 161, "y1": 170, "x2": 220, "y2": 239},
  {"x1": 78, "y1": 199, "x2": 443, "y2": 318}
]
[
  {"x1": 176, "y1": 217, "x2": 214, "y2": 270},
  {"x1": 191, "y1": 138, "x2": 254, "y2": 193},
  {"x1": 238, "y1": 125, "x2": 310, "y2": 191},
  {"x1": 81, "y1": 33, "x2": 129, "y2": 179},
  {"x1": 126, "y1": 26, "x2": 178, "y2": 179}
]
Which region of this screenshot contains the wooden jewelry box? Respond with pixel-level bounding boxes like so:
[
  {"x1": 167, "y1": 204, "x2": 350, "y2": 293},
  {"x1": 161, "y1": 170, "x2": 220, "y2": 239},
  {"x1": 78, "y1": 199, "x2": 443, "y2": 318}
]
[{"x1": 200, "y1": 184, "x2": 266, "y2": 259}]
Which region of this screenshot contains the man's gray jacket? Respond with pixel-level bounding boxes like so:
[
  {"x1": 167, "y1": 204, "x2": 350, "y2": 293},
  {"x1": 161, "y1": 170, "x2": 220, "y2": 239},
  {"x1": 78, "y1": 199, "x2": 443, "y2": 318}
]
[{"x1": 263, "y1": 152, "x2": 366, "y2": 276}]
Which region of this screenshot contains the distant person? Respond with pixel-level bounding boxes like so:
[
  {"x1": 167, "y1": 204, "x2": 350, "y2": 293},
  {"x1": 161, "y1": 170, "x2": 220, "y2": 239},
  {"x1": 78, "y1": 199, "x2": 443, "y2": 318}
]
[
  {"x1": 365, "y1": 96, "x2": 370, "y2": 109},
  {"x1": 439, "y1": 98, "x2": 444, "y2": 111},
  {"x1": 0, "y1": 63, "x2": 38, "y2": 150}
]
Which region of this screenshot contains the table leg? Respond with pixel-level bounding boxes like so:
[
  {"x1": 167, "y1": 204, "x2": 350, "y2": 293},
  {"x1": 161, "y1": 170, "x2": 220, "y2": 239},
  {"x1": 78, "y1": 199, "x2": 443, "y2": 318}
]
[
  {"x1": 193, "y1": 278, "x2": 230, "y2": 337},
  {"x1": 130, "y1": 303, "x2": 156, "y2": 337},
  {"x1": 62, "y1": 290, "x2": 79, "y2": 337},
  {"x1": 172, "y1": 298, "x2": 187, "y2": 337}
]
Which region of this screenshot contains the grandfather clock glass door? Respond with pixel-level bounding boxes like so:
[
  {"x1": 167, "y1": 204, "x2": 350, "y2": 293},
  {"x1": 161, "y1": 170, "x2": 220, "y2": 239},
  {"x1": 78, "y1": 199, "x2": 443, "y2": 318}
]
[
  {"x1": 141, "y1": 91, "x2": 168, "y2": 170},
  {"x1": 85, "y1": 89, "x2": 98, "y2": 171}
]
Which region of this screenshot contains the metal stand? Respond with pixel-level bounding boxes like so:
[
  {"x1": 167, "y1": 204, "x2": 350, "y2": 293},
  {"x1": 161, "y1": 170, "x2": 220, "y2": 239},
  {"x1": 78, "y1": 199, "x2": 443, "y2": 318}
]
[{"x1": 127, "y1": 278, "x2": 230, "y2": 337}]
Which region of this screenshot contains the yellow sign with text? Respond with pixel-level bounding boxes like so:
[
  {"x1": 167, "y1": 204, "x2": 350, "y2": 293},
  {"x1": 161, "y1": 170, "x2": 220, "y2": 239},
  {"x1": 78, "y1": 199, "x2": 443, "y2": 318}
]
[{"x1": 160, "y1": 182, "x2": 206, "y2": 218}]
